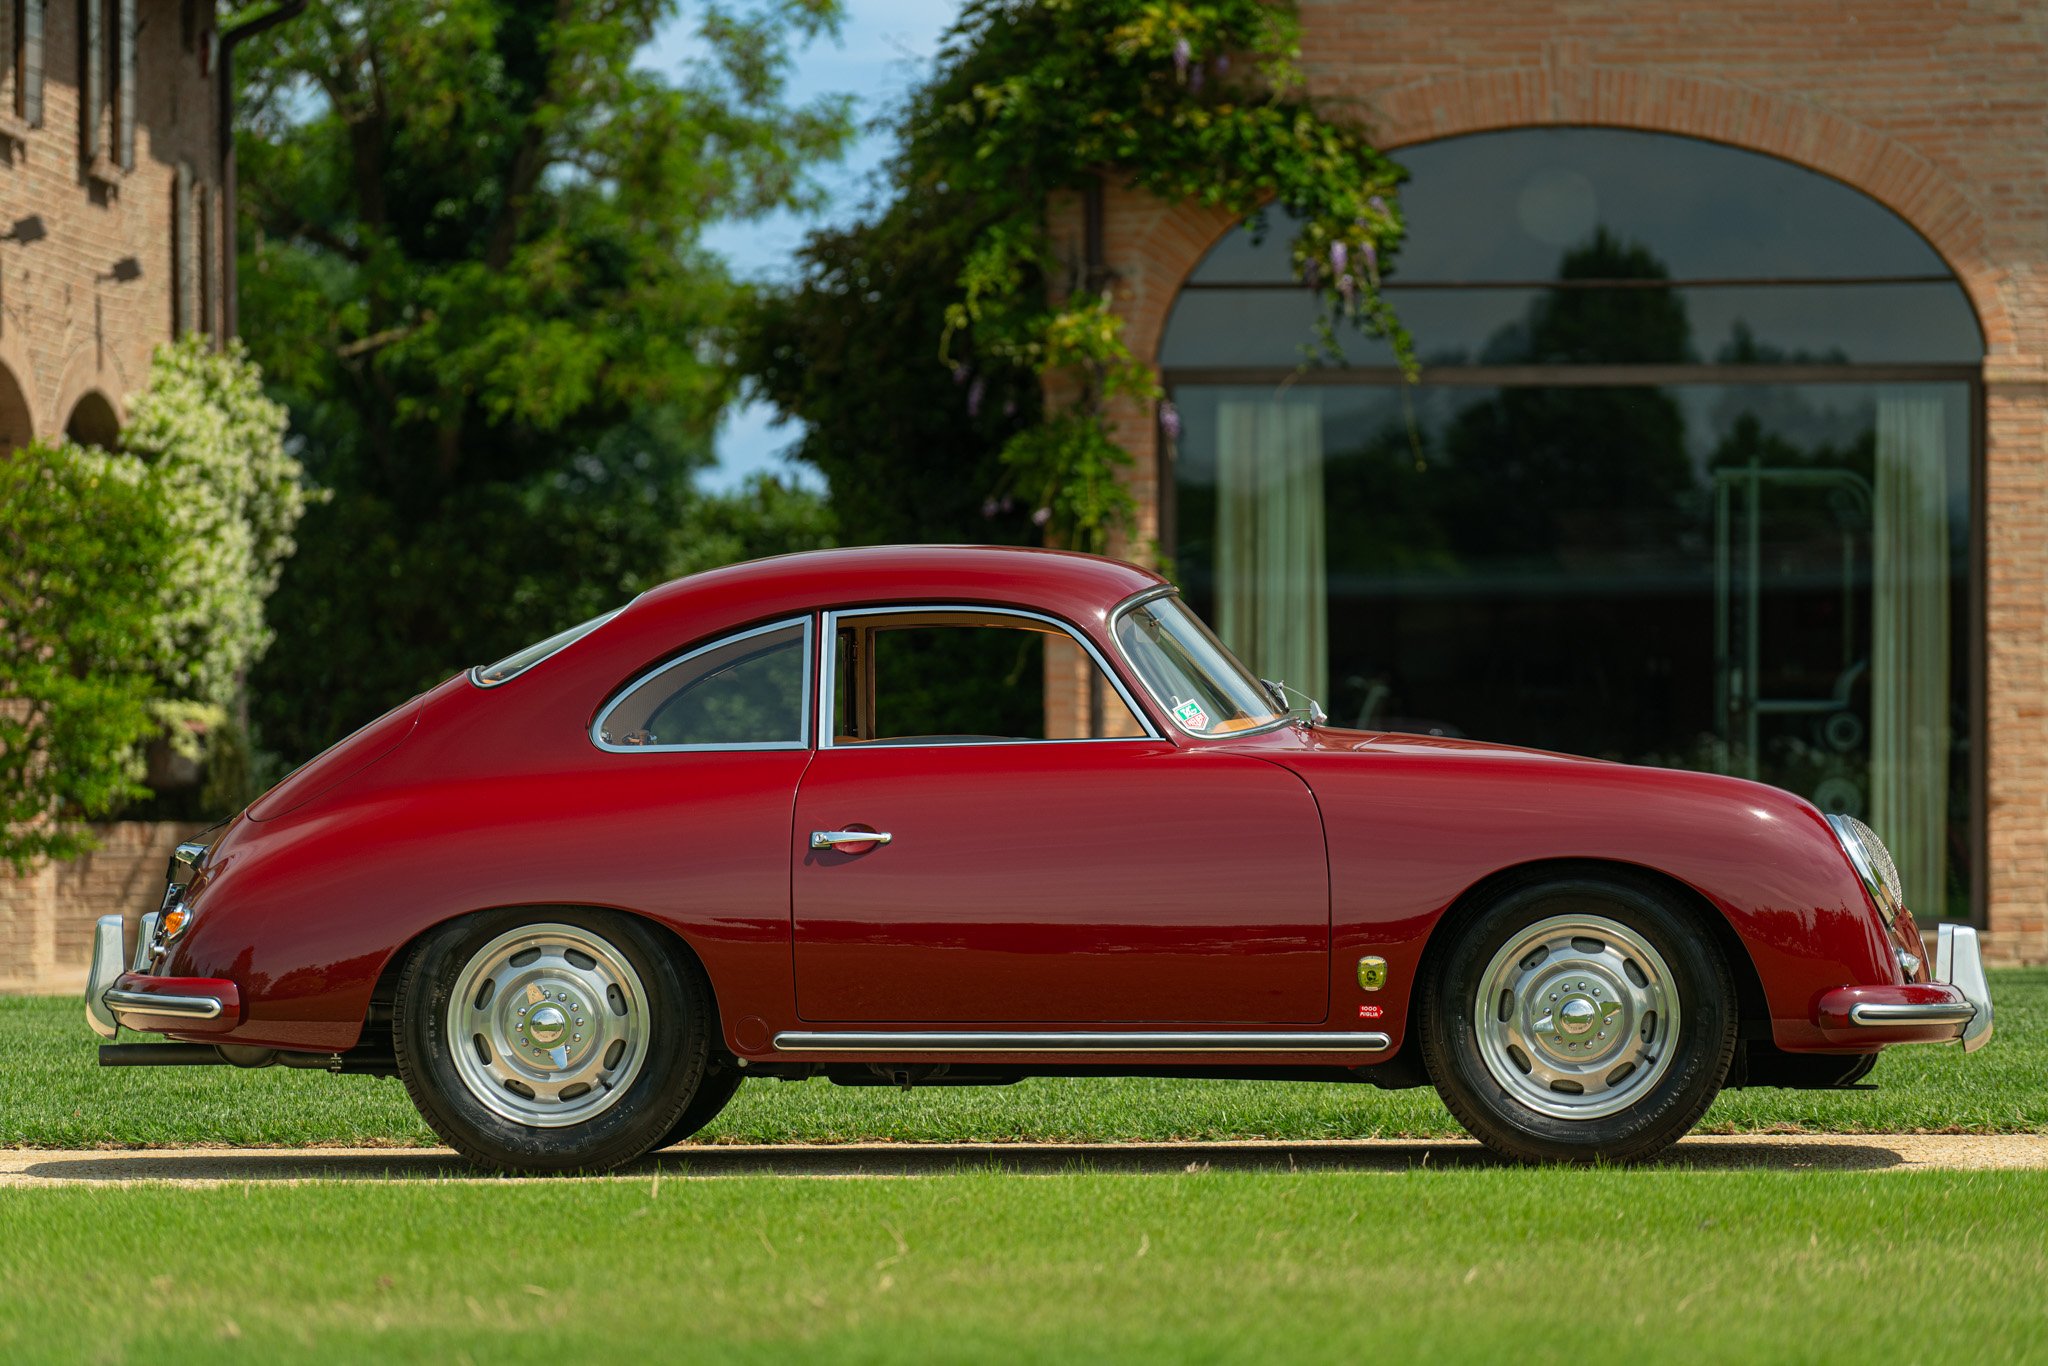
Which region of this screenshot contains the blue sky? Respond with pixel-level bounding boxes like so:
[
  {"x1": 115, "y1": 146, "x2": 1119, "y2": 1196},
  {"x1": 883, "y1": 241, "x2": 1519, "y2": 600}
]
[{"x1": 643, "y1": 2, "x2": 964, "y2": 491}]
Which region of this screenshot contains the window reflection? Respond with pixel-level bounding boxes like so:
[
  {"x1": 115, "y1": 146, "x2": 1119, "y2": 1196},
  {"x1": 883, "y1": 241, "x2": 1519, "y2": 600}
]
[
  {"x1": 1174, "y1": 379, "x2": 1971, "y2": 918},
  {"x1": 1189, "y1": 128, "x2": 1961, "y2": 284}
]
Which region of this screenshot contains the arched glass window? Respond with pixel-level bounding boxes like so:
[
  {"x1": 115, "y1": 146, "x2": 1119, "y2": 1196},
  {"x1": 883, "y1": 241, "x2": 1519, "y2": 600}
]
[{"x1": 1161, "y1": 128, "x2": 1981, "y2": 921}]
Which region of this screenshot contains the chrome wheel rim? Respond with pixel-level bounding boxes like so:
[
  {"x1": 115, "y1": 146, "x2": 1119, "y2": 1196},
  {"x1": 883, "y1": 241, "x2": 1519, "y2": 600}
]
[
  {"x1": 1473, "y1": 913, "x2": 1680, "y2": 1121},
  {"x1": 447, "y1": 922, "x2": 650, "y2": 1128}
]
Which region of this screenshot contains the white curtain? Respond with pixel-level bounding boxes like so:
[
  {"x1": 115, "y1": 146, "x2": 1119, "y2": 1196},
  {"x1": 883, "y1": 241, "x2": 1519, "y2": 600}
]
[
  {"x1": 1871, "y1": 392, "x2": 1951, "y2": 917},
  {"x1": 1216, "y1": 396, "x2": 1328, "y2": 700}
]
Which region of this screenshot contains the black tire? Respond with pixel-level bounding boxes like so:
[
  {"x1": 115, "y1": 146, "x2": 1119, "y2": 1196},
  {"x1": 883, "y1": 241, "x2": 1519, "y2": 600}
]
[
  {"x1": 393, "y1": 908, "x2": 712, "y2": 1173},
  {"x1": 1417, "y1": 871, "x2": 1738, "y2": 1164},
  {"x1": 653, "y1": 1063, "x2": 745, "y2": 1150}
]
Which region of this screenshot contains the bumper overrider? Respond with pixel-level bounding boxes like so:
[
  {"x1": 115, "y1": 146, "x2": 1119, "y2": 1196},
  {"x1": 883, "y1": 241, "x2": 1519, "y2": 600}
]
[
  {"x1": 1814, "y1": 922, "x2": 1994, "y2": 1051},
  {"x1": 84, "y1": 910, "x2": 241, "y2": 1040},
  {"x1": 84, "y1": 838, "x2": 239, "y2": 1041}
]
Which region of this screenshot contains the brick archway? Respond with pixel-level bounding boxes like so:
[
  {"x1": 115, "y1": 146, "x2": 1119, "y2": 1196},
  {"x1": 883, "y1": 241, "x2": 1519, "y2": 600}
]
[
  {"x1": 1361, "y1": 68, "x2": 2009, "y2": 354},
  {"x1": 1110, "y1": 75, "x2": 2004, "y2": 368},
  {"x1": 0, "y1": 361, "x2": 32, "y2": 454},
  {"x1": 1084, "y1": 81, "x2": 2004, "y2": 550},
  {"x1": 49, "y1": 347, "x2": 130, "y2": 452}
]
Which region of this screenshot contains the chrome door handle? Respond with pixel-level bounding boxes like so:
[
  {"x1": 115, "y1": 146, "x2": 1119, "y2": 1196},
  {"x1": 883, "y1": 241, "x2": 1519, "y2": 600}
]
[{"x1": 811, "y1": 829, "x2": 893, "y2": 851}]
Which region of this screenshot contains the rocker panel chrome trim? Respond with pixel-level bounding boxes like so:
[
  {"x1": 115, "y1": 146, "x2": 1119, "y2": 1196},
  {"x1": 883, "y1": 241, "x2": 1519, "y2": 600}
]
[{"x1": 770, "y1": 1030, "x2": 1394, "y2": 1054}]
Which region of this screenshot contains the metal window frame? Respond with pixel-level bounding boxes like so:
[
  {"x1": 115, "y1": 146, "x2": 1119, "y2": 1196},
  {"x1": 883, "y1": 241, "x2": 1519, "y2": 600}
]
[
  {"x1": 817, "y1": 604, "x2": 1161, "y2": 749},
  {"x1": 1106, "y1": 585, "x2": 1293, "y2": 741},
  {"x1": 1159, "y1": 361, "x2": 1988, "y2": 929},
  {"x1": 591, "y1": 615, "x2": 815, "y2": 755}
]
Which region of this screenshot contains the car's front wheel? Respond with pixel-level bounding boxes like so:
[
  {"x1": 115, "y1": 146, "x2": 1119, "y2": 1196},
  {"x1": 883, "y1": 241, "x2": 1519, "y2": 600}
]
[
  {"x1": 1417, "y1": 872, "x2": 1738, "y2": 1163},
  {"x1": 394, "y1": 909, "x2": 712, "y2": 1172}
]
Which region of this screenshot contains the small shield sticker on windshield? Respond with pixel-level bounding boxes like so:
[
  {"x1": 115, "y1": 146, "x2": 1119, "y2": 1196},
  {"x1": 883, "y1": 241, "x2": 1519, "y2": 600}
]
[{"x1": 1172, "y1": 699, "x2": 1210, "y2": 732}]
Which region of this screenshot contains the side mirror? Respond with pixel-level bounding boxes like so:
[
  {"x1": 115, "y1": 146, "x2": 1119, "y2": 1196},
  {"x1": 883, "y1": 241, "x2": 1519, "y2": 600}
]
[{"x1": 1261, "y1": 678, "x2": 1328, "y2": 728}]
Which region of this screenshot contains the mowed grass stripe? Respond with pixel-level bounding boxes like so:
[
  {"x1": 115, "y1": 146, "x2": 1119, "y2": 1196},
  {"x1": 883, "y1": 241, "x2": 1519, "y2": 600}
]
[
  {"x1": 4, "y1": 968, "x2": 2043, "y2": 1148},
  {"x1": 1, "y1": 1170, "x2": 2045, "y2": 1363}
]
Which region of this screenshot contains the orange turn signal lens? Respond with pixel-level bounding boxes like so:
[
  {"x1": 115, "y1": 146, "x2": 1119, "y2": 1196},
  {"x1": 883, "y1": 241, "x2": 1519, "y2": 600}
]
[{"x1": 161, "y1": 906, "x2": 189, "y2": 938}]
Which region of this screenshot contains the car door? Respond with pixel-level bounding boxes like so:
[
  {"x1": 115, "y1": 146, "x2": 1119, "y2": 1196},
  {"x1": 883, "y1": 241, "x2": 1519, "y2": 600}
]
[{"x1": 790, "y1": 606, "x2": 1329, "y2": 1024}]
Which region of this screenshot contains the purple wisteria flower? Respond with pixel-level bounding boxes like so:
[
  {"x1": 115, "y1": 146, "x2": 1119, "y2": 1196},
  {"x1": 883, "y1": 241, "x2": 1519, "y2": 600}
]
[
  {"x1": 1368, "y1": 194, "x2": 1387, "y2": 215},
  {"x1": 1032, "y1": 507, "x2": 1053, "y2": 527},
  {"x1": 1159, "y1": 399, "x2": 1182, "y2": 440},
  {"x1": 1337, "y1": 273, "x2": 1357, "y2": 305},
  {"x1": 1172, "y1": 36, "x2": 1192, "y2": 79},
  {"x1": 1363, "y1": 241, "x2": 1379, "y2": 277},
  {"x1": 1215, "y1": 53, "x2": 1230, "y2": 74},
  {"x1": 1189, "y1": 64, "x2": 1205, "y2": 94},
  {"x1": 981, "y1": 496, "x2": 1000, "y2": 519},
  {"x1": 952, "y1": 363, "x2": 970, "y2": 385},
  {"x1": 967, "y1": 376, "x2": 986, "y2": 417},
  {"x1": 1329, "y1": 240, "x2": 1348, "y2": 275}
]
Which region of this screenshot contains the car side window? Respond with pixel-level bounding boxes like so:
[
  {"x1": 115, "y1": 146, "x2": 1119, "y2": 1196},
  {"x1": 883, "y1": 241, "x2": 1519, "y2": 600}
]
[
  {"x1": 830, "y1": 610, "x2": 1146, "y2": 744},
  {"x1": 596, "y1": 619, "x2": 810, "y2": 750}
]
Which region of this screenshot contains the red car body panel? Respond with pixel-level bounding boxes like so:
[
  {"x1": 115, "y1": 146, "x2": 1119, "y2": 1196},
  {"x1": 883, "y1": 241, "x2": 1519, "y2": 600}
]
[
  {"x1": 156, "y1": 545, "x2": 1919, "y2": 1062},
  {"x1": 791, "y1": 741, "x2": 1329, "y2": 1024}
]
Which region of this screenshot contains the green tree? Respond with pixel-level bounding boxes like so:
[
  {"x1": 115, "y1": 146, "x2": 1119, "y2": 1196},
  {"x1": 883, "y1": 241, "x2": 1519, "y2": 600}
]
[
  {"x1": 744, "y1": 0, "x2": 1411, "y2": 555},
  {"x1": 0, "y1": 444, "x2": 174, "y2": 868},
  {"x1": 236, "y1": 0, "x2": 850, "y2": 761},
  {"x1": 119, "y1": 336, "x2": 309, "y2": 710},
  {"x1": 741, "y1": 199, "x2": 1044, "y2": 549}
]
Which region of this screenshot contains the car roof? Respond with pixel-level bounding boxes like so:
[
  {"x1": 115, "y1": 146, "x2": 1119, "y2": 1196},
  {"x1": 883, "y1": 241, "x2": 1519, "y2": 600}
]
[{"x1": 630, "y1": 544, "x2": 1168, "y2": 631}]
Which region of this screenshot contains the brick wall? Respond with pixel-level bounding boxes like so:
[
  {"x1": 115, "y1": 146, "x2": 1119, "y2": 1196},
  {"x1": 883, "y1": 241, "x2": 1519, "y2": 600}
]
[
  {"x1": 0, "y1": 822, "x2": 201, "y2": 994},
  {"x1": 0, "y1": 0, "x2": 224, "y2": 447},
  {"x1": 1050, "y1": 0, "x2": 2048, "y2": 961}
]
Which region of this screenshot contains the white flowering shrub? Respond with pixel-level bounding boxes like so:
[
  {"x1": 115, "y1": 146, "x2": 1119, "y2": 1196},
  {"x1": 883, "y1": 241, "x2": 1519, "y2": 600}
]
[{"x1": 108, "y1": 337, "x2": 314, "y2": 709}]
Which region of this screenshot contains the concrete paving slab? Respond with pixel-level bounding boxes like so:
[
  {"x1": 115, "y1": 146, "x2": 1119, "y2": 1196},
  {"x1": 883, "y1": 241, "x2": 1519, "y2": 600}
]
[{"x1": 2, "y1": 1133, "x2": 2045, "y2": 1185}]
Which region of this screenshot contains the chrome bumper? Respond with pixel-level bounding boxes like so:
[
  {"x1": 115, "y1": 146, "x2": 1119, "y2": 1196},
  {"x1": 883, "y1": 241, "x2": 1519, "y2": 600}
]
[
  {"x1": 84, "y1": 912, "x2": 226, "y2": 1040},
  {"x1": 84, "y1": 915, "x2": 126, "y2": 1039},
  {"x1": 1938, "y1": 923, "x2": 1995, "y2": 1052},
  {"x1": 1842, "y1": 924, "x2": 1995, "y2": 1052}
]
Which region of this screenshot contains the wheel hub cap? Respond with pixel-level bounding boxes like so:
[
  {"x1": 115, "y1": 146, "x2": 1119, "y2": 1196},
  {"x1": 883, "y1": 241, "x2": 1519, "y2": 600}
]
[
  {"x1": 446, "y1": 923, "x2": 650, "y2": 1128},
  {"x1": 1473, "y1": 913, "x2": 1681, "y2": 1121},
  {"x1": 526, "y1": 1003, "x2": 569, "y2": 1046}
]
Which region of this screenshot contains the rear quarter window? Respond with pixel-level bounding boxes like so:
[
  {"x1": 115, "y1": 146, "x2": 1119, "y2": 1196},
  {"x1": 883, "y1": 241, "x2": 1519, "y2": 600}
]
[{"x1": 594, "y1": 619, "x2": 812, "y2": 751}]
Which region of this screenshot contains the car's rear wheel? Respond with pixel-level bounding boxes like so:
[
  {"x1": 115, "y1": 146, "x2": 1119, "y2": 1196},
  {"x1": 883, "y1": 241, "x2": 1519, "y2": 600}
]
[
  {"x1": 1417, "y1": 872, "x2": 1738, "y2": 1163},
  {"x1": 394, "y1": 909, "x2": 711, "y2": 1172}
]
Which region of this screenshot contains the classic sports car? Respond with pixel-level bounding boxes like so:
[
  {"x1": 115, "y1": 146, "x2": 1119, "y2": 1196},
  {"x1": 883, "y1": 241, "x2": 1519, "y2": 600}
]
[{"x1": 86, "y1": 545, "x2": 1993, "y2": 1170}]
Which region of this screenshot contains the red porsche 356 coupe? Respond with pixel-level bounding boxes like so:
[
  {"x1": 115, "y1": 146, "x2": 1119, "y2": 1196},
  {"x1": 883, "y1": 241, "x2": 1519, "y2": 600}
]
[{"x1": 87, "y1": 545, "x2": 1992, "y2": 1170}]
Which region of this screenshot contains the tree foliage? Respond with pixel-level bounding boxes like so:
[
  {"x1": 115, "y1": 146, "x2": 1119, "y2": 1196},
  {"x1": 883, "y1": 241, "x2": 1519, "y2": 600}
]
[
  {"x1": 0, "y1": 340, "x2": 314, "y2": 845},
  {"x1": 741, "y1": 202, "x2": 1046, "y2": 550},
  {"x1": 0, "y1": 444, "x2": 174, "y2": 868},
  {"x1": 119, "y1": 336, "x2": 308, "y2": 710},
  {"x1": 750, "y1": 0, "x2": 1411, "y2": 555},
  {"x1": 236, "y1": 0, "x2": 849, "y2": 761}
]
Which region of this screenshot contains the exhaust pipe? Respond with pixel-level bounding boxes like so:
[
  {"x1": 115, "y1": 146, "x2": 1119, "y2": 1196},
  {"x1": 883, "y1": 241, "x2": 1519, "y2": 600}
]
[{"x1": 97, "y1": 1044, "x2": 230, "y2": 1066}]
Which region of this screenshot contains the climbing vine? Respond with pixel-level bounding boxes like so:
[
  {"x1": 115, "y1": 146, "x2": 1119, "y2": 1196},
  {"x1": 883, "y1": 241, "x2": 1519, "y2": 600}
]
[{"x1": 918, "y1": 0, "x2": 1412, "y2": 554}]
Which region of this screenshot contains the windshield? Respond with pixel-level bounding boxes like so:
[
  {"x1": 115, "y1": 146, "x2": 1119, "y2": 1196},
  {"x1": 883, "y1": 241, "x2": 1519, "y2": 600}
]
[
  {"x1": 1112, "y1": 594, "x2": 1288, "y2": 736},
  {"x1": 471, "y1": 607, "x2": 624, "y2": 687}
]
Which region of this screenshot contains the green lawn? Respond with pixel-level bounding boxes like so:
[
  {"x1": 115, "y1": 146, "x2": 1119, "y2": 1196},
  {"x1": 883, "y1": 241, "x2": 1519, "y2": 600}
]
[
  {"x1": 6, "y1": 968, "x2": 2043, "y2": 1147},
  {"x1": 1, "y1": 1169, "x2": 2044, "y2": 1362}
]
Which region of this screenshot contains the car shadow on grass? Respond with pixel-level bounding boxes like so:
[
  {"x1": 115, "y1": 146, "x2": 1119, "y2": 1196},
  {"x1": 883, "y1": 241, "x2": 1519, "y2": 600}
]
[{"x1": 13, "y1": 1137, "x2": 1909, "y2": 1184}]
